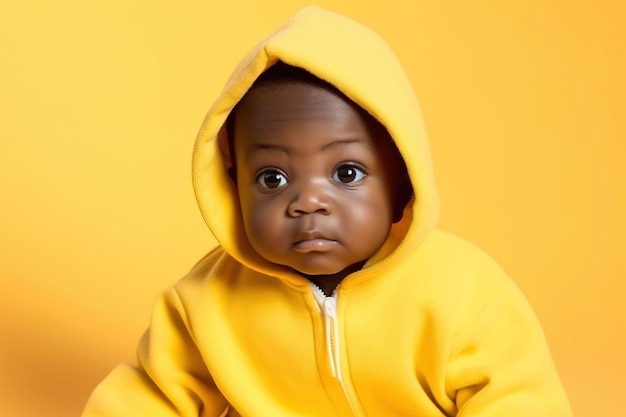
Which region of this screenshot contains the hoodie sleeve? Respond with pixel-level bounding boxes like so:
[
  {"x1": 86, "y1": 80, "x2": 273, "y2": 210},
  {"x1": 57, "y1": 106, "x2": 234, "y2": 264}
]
[
  {"x1": 81, "y1": 288, "x2": 230, "y2": 417},
  {"x1": 446, "y1": 280, "x2": 572, "y2": 417}
]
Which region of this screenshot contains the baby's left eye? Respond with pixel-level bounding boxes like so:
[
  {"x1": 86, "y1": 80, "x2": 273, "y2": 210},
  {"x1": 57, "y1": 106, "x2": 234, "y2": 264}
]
[{"x1": 332, "y1": 164, "x2": 366, "y2": 185}]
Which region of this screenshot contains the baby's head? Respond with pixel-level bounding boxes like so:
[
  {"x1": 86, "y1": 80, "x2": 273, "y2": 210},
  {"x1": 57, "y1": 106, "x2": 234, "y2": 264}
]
[{"x1": 227, "y1": 62, "x2": 411, "y2": 292}]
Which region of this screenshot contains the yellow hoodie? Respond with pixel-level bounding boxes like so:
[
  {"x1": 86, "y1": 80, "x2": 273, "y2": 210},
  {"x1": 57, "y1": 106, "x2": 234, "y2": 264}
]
[{"x1": 82, "y1": 6, "x2": 572, "y2": 417}]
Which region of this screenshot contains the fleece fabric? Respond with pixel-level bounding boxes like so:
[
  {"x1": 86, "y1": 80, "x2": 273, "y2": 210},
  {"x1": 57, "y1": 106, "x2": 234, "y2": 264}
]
[{"x1": 82, "y1": 6, "x2": 572, "y2": 417}]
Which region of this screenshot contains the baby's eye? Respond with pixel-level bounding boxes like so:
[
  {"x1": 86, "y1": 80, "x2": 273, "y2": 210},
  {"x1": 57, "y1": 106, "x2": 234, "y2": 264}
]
[
  {"x1": 332, "y1": 164, "x2": 366, "y2": 185},
  {"x1": 256, "y1": 169, "x2": 288, "y2": 189}
]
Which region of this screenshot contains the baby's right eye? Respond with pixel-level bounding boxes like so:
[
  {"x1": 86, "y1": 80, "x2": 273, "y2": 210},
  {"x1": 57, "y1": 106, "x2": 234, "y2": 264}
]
[{"x1": 256, "y1": 169, "x2": 288, "y2": 189}]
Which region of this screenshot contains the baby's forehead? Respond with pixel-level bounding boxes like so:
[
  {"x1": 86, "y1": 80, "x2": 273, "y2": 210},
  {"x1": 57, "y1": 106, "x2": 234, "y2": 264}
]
[
  {"x1": 234, "y1": 82, "x2": 384, "y2": 140},
  {"x1": 236, "y1": 73, "x2": 386, "y2": 129}
]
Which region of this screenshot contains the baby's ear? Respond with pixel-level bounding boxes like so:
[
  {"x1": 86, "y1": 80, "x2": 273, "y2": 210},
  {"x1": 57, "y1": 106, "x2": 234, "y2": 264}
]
[
  {"x1": 393, "y1": 174, "x2": 413, "y2": 223},
  {"x1": 218, "y1": 121, "x2": 237, "y2": 183}
]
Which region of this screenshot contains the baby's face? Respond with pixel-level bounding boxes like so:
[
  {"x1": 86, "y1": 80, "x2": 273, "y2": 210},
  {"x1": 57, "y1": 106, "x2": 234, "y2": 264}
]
[{"x1": 233, "y1": 81, "x2": 403, "y2": 284}]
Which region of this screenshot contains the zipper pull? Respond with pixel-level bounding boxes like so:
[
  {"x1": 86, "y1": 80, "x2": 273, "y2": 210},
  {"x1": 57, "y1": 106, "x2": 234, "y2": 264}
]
[{"x1": 322, "y1": 296, "x2": 337, "y2": 319}]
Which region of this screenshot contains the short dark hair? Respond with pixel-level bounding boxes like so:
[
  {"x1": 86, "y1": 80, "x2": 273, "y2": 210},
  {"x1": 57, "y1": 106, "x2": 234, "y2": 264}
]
[{"x1": 249, "y1": 61, "x2": 340, "y2": 94}]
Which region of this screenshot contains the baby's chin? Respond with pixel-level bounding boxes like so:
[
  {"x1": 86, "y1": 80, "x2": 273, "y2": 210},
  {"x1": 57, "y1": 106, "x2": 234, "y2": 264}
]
[{"x1": 291, "y1": 260, "x2": 367, "y2": 280}]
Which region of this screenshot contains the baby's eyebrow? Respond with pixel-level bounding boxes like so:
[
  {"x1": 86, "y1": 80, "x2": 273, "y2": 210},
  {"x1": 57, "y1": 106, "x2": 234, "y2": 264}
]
[
  {"x1": 249, "y1": 144, "x2": 290, "y2": 155},
  {"x1": 247, "y1": 138, "x2": 367, "y2": 157},
  {"x1": 321, "y1": 138, "x2": 363, "y2": 151}
]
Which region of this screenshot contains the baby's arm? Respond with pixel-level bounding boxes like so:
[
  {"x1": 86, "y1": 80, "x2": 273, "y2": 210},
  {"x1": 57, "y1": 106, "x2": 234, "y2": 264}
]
[
  {"x1": 81, "y1": 288, "x2": 229, "y2": 417},
  {"x1": 447, "y1": 280, "x2": 572, "y2": 416}
]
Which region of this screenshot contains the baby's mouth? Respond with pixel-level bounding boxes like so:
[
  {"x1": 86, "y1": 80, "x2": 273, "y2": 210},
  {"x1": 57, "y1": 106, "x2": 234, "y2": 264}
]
[{"x1": 292, "y1": 231, "x2": 338, "y2": 253}]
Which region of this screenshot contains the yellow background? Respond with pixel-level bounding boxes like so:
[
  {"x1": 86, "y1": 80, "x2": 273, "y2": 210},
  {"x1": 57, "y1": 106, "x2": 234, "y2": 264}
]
[{"x1": 1, "y1": 0, "x2": 623, "y2": 416}]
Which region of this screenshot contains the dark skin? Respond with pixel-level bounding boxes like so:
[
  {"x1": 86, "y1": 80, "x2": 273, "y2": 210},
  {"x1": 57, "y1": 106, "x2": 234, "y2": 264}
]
[{"x1": 232, "y1": 81, "x2": 408, "y2": 295}]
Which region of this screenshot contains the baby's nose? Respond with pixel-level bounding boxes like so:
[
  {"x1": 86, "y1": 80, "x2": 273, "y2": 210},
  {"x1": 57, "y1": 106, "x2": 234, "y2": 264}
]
[{"x1": 286, "y1": 181, "x2": 333, "y2": 216}]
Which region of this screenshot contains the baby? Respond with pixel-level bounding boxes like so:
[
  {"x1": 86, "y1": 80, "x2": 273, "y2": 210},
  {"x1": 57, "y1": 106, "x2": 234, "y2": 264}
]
[{"x1": 82, "y1": 6, "x2": 572, "y2": 417}]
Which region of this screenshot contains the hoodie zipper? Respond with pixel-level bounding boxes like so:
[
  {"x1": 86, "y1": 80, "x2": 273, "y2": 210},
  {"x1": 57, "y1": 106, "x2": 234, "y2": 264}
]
[{"x1": 311, "y1": 283, "x2": 360, "y2": 416}]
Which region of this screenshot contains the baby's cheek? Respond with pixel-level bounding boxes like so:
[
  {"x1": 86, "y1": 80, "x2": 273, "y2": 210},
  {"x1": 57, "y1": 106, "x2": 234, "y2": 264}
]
[{"x1": 248, "y1": 204, "x2": 285, "y2": 245}]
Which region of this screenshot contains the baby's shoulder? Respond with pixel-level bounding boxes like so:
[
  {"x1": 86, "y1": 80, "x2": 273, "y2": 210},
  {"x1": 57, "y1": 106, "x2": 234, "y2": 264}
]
[
  {"x1": 405, "y1": 229, "x2": 513, "y2": 296},
  {"x1": 418, "y1": 230, "x2": 505, "y2": 271}
]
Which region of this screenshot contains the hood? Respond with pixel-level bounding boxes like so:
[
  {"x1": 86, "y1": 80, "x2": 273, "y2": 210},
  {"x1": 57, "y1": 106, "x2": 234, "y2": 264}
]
[{"x1": 192, "y1": 6, "x2": 439, "y2": 285}]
